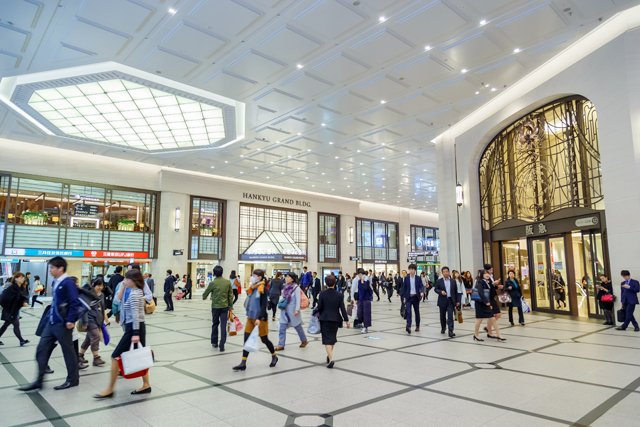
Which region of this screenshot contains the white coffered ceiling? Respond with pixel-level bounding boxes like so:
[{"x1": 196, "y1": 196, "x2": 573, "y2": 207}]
[{"x1": 0, "y1": 0, "x2": 636, "y2": 212}]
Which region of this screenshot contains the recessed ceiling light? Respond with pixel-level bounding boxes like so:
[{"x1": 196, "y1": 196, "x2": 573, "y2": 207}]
[
  {"x1": 305, "y1": 177, "x2": 308, "y2": 179},
  {"x1": 431, "y1": 139, "x2": 436, "y2": 143},
  {"x1": 475, "y1": 91, "x2": 480, "y2": 95},
  {"x1": 169, "y1": 8, "x2": 176, "y2": 14},
  {"x1": 485, "y1": 84, "x2": 490, "y2": 87},
  {"x1": 514, "y1": 48, "x2": 520, "y2": 53},
  {"x1": 423, "y1": 169, "x2": 426, "y2": 171},
  {"x1": 321, "y1": 123, "x2": 326, "y2": 126},
  {"x1": 381, "y1": 143, "x2": 385, "y2": 145},
  {"x1": 240, "y1": 171, "x2": 243, "y2": 174},
  {"x1": 335, "y1": 156, "x2": 339, "y2": 159},
  {"x1": 297, "y1": 64, "x2": 303, "y2": 68},
  {"x1": 210, "y1": 166, "x2": 214, "y2": 168},
  {"x1": 312, "y1": 185, "x2": 315, "y2": 187},
  {"x1": 327, "y1": 181, "x2": 330, "y2": 183},
  {"x1": 357, "y1": 150, "x2": 361, "y2": 152},
  {"x1": 362, "y1": 173, "x2": 365, "y2": 176},
  {"x1": 360, "y1": 162, "x2": 363, "y2": 165},
  {"x1": 403, "y1": 163, "x2": 407, "y2": 166},
  {"x1": 266, "y1": 176, "x2": 269, "y2": 178},
  {"x1": 491, "y1": 87, "x2": 497, "y2": 91},
  {"x1": 329, "y1": 141, "x2": 333, "y2": 144},
  {"x1": 344, "y1": 177, "x2": 347, "y2": 179},
  {"x1": 379, "y1": 16, "x2": 386, "y2": 22},
  {"x1": 406, "y1": 151, "x2": 410, "y2": 153},
  {"x1": 382, "y1": 168, "x2": 385, "y2": 171},
  {"x1": 340, "y1": 168, "x2": 343, "y2": 170},
  {"x1": 425, "y1": 45, "x2": 431, "y2": 50},
  {"x1": 315, "y1": 162, "x2": 319, "y2": 164},
  {"x1": 224, "y1": 161, "x2": 228, "y2": 163},
  {"x1": 480, "y1": 19, "x2": 486, "y2": 25},
  {"x1": 307, "y1": 149, "x2": 311, "y2": 152},
  {"x1": 257, "y1": 148, "x2": 261, "y2": 150},
  {"x1": 332, "y1": 189, "x2": 335, "y2": 191},
  {"x1": 281, "y1": 172, "x2": 284, "y2": 174},
  {"x1": 322, "y1": 172, "x2": 325, "y2": 175},
  {"x1": 254, "y1": 166, "x2": 257, "y2": 169},
  {"x1": 297, "y1": 133, "x2": 301, "y2": 135},
  {"x1": 380, "y1": 100, "x2": 386, "y2": 104},
  {"x1": 290, "y1": 181, "x2": 293, "y2": 183},
  {"x1": 461, "y1": 69, "x2": 467, "y2": 73},
  {"x1": 382, "y1": 157, "x2": 386, "y2": 160}
]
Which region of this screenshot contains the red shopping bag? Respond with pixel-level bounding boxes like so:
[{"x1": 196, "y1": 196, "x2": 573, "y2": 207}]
[
  {"x1": 234, "y1": 316, "x2": 243, "y2": 332},
  {"x1": 116, "y1": 350, "x2": 154, "y2": 379}
]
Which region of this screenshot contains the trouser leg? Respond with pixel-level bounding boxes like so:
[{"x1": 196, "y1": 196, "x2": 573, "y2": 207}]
[
  {"x1": 439, "y1": 306, "x2": 446, "y2": 330},
  {"x1": 233, "y1": 289, "x2": 238, "y2": 304},
  {"x1": 294, "y1": 324, "x2": 307, "y2": 342},
  {"x1": 53, "y1": 323, "x2": 79, "y2": 384},
  {"x1": 36, "y1": 323, "x2": 58, "y2": 384},
  {"x1": 0, "y1": 320, "x2": 9, "y2": 338},
  {"x1": 518, "y1": 305, "x2": 524, "y2": 324},
  {"x1": 278, "y1": 324, "x2": 287, "y2": 347},
  {"x1": 261, "y1": 335, "x2": 275, "y2": 354},
  {"x1": 508, "y1": 306, "x2": 514, "y2": 323},
  {"x1": 410, "y1": 296, "x2": 420, "y2": 327},
  {"x1": 405, "y1": 299, "x2": 413, "y2": 328},
  {"x1": 219, "y1": 308, "x2": 228, "y2": 348},
  {"x1": 446, "y1": 300, "x2": 455, "y2": 332},
  {"x1": 12, "y1": 319, "x2": 25, "y2": 341},
  {"x1": 211, "y1": 308, "x2": 220, "y2": 345}
]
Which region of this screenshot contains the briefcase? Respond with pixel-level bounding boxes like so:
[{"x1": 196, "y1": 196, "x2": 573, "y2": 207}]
[{"x1": 617, "y1": 308, "x2": 626, "y2": 323}]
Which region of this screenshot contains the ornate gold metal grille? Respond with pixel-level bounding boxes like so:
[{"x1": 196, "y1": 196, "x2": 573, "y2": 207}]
[{"x1": 479, "y1": 97, "x2": 603, "y2": 230}]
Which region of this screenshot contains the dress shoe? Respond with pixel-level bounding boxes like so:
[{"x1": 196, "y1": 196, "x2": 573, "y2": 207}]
[
  {"x1": 45, "y1": 366, "x2": 54, "y2": 374},
  {"x1": 616, "y1": 327, "x2": 626, "y2": 331},
  {"x1": 19, "y1": 382, "x2": 42, "y2": 391},
  {"x1": 299, "y1": 341, "x2": 309, "y2": 348},
  {"x1": 635, "y1": 327, "x2": 640, "y2": 332},
  {"x1": 219, "y1": 347, "x2": 225, "y2": 352},
  {"x1": 487, "y1": 334, "x2": 497, "y2": 339},
  {"x1": 54, "y1": 381, "x2": 79, "y2": 390},
  {"x1": 520, "y1": 323, "x2": 525, "y2": 326},
  {"x1": 79, "y1": 363, "x2": 88, "y2": 370},
  {"x1": 449, "y1": 331, "x2": 456, "y2": 338},
  {"x1": 131, "y1": 387, "x2": 152, "y2": 395},
  {"x1": 497, "y1": 337, "x2": 507, "y2": 342},
  {"x1": 473, "y1": 335, "x2": 484, "y2": 342},
  {"x1": 441, "y1": 329, "x2": 445, "y2": 334},
  {"x1": 20, "y1": 340, "x2": 29, "y2": 346},
  {"x1": 212, "y1": 343, "x2": 218, "y2": 348},
  {"x1": 78, "y1": 353, "x2": 87, "y2": 364},
  {"x1": 415, "y1": 327, "x2": 420, "y2": 332},
  {"x1": 510, "y1": 322, "x2": 515, "y2": 326},
  {"x1": 93, "y1": 392, "x2": 114, "y2": 399},
  {"x1": 406, "y1": 327, "x2": 411, "y2": 334},
  {"x1": 0, "y1": 341, "x2": 3, "y2": 345}
]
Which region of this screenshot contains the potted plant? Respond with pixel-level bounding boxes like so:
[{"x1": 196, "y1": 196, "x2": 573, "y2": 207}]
[{"x1": 116, "y1": 219, "x2": 136, "y2": 231}]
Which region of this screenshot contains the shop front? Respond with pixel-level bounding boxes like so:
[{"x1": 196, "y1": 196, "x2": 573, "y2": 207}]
[
  {"x1": 479, "y1": 97, "x2": 608, "y2": 319},
  {"x1": 408, "y1": 225, "x2": 440, "y2": 281},
  {"x1": 187, "y1": 196, "x2": 225, "y2": 288},
  {"x1": 0, "y1": 173, "x2": 158, "y2": 289},
  {"x1": 356, "y1": 218, "x2": 399, "y2": 277},
  {"x1": 237, "y1": 204, "x2": 307, "y2": 285}
]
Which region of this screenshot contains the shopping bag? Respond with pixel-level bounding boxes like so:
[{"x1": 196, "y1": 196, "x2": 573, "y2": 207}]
[
  {"x1": 347, "y1": 303, "x2": 354, "y2": 317},
  {"x1": 307, "y1": 315, "x2": 321, "y2": 335},
  {"x1": 228, "y1": 311, "x2": 237, "y2": 336},
  {"x1": 145, "y1": 298, "x2": 156, "y2": 314},
  {"x1": 119, "y1": 343, "x2": 154, "y2": 377},
  {"x1": 521, "y1": 297, "x2": 531, "y2": 314},
  {"x1": 234, "y1": 316, "x2": 243, "y2": 332},
  {"x1": 100, "y1": 324, "x2": 110, "y2": 345},
  {"x1": 243, "y1": 327, "x2": 260, "y2": 353},
  {"x1": 176, "y1": 292, "x2": 185, "y2": 300},
  {"x1": 617, "y1": 308, "x2": 626, "y2": 323},
  {"x1": 455, "y1": 308, "x2": 463, "y2": 324}
]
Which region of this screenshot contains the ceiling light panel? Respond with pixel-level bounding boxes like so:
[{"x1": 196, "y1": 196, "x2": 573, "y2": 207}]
[{"x1": 6, "y1": 68, "x2": 242, "y2": 153}]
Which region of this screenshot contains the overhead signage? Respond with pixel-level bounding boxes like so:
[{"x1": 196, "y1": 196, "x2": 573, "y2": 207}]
[
  {"x1": 0, "y1": 258, "x2": 19, "y2": 263},
  {"x1": 242, "y1": 192, "x2": 311, "y2": 208},
  {"x1": 173, "y1": 249, "x2": 184, "y2": 256},
  {"x1": 408, "y1": 251, "x2": 439, "y2": 257},
  {"x1": 374, "y1": 260, "x2": 387, "y2": 264},
  {"x1": 74, "y1": 203, "x2": 99, "y2": 217},
  {"x1": 350, "y1": 256, "x2": 359, "y2": 261},
  {"x1": 240, "y1": 253, "x2": 307, "y2": 261},
  {"x1": 576, "y1": 216, "x2": 598, "y2": 227},
  {"x1": 5, "y1": 248, "x2": 84, "y2": 257},
  {"x1": 74, "y1": 194, "x2": 101, "y2": 202},
  {"x1": 84, "y1": 251, "x2": 148, "y2": 258}
]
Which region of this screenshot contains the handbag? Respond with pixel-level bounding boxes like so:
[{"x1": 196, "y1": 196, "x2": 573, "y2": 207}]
[
  {"x1": 470, "y1": 286, "x2": 490, "y2": 301},
  {"x1": 498, "y1": 293, "x2": 512, "y2": 304},
  {"x1": 243, "y1": 327, "x2": 260, "y2": 353},
  {"x1": 145, "y1": 298, "x2": 156, "y2": 314},
  {"x1": 601, "y1": 294, "x2": 613, "y2": 302},
  {"x1": 234, "y1": 315, "x2": 243, "y2": 332},
  {"x1": 400, "y1": 303, "x2": 406, "y2": 319},
  {"x1": 307, "y1": 314, "x2": 321, "y2": 334},
  {"x1": 119, "y1": 342, "x2": 154, "y2": 377},
  {"x1": 347, "y1": 303, "x2": 354, "y2": 317},
  {"x1": 455, "y1": 308, "x2": 463, "y2": 324},
  {"x1": 617, "y1": 308, "x2": 626, "y2": 323}
]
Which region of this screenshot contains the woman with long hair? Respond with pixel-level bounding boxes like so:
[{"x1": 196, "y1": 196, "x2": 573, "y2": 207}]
[
  {"x1": 505, "y1": 270, "x2": 525, "y2": 326},
  {"x1": 452, "y1": 270, "x2": 465, "y2": 309},
  {"x1": 462, "y1": 271, "x2": 474, "y2": 308},
  {"x1": 473, "y1": 269, "x2": 506, "y2": 342},
  {"x1": 30, "y1": 275, "x2": 44, "y2": 307},
  {"x1": 275, "y1": 272, "x2": 308, "y2": 351},
  {"x1": 233, "y1": 269, "x2": 278, "y2": 371},
  {"x1": 356, "y1": 268, "x2": 373, "y2": 333},
  {"x1": 0, "y1": 272, "x2": 29, "y2": 346},
  {"x1": 230, "y1": 270, "x2": 240, "y2": 304},
  {"x1": 95, "y1": 269, "x2": 150, "y2": 398}
]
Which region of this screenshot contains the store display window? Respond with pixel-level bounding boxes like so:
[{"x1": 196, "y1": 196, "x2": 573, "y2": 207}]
[
  {"x1": 239, "y1": 204, "x2": 307, "y2": 258},
  {"x1": 356, "y1": 218, "x2": 399, "y2": 263},
  {"x1": 189, "y1": 196, "x2": 225, "y2": 260},
  {"x1": 318, "y1": 213, "x2": 339, "y2": 263}
]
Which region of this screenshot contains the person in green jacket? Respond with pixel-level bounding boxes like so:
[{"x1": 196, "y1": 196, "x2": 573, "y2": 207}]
[{"x1": 203, "y1": 265, "x2": 234, "y2": 352}]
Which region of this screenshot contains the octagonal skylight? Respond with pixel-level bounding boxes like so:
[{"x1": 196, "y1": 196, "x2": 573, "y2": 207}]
[
  {"x1": 27, "y1": 80, "x2": 225, "y2": 151},
  {"x1": 0, "y1": 62, "x2": 245, "y2": 153}
]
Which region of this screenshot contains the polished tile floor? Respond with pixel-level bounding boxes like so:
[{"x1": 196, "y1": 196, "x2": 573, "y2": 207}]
[{"x1": 1, "y1": 291, "x2": 639, "y2": 427}]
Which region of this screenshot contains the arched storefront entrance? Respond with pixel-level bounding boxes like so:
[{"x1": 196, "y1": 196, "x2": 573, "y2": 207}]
[{"x1": 479, "y1": 96, "x2": 608, "y2": 319}]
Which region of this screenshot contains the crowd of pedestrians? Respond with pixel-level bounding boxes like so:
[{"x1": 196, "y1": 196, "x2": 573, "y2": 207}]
[{"x1": 2, "y1": 255, "x2": 638, "y2": 399}]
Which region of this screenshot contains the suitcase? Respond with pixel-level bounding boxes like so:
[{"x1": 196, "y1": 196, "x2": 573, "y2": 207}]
[{"x1": 176, "y1": 292, "x2": 185, "y2": 300}]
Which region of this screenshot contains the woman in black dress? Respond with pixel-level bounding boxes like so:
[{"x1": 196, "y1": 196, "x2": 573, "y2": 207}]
[
  {"x1": 596, "y1": 273, "x2": 615, "y2": 325},
  {"x1": 473, "y1": 270, "x2": 506, "y2": 342},
  {"x1": 317, "y1": 275, "x2": 350, "y2": 368},
  {"x1": 0, "y1": 272, "x2": 29, "y2": 346}
]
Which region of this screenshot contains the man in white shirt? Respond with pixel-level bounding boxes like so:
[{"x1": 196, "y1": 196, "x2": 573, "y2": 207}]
[{"x1": 434, "y1": 267, "x2": 460, "y2": 338}]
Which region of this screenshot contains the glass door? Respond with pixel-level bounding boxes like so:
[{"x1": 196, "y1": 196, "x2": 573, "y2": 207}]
[{"x1": 529, "y1": 235, "x2": 570, "y2": 313}]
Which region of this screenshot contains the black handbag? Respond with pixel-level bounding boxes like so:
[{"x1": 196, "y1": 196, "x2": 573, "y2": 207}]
[
  {"x1": 36, "y1": 305, "x2": 52, "y2": 337},
  {"x1": 400, "y1": 303, "x2": 406, "y2": 319},
  {"x1": 617, "y1": 308, "x2": 626, "y2": 323}
]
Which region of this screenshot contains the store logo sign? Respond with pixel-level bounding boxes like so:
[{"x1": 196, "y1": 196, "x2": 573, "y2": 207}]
[
  {"x1": 242, "y1": 192, "x2": 311, "y2": 208},
  {"x1": 576, "y1": 217, "x2": 598, "y2": 227},
  {"x1": 416, "y1": 237, "x2": 424, "y2": 248}
]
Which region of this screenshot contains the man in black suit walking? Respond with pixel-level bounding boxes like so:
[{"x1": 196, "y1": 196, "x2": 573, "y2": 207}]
[
  {"x1": 434, "y1": 266, "x2": 460, "y2": 338},
  {"x1": 402, "y1": 264, "x2": 425, "y2": 334},
  {"x1": 164, "y1": 269, "x2": 175, "y2": 311},
  {"x1": 311, "y1": 272, "x2": 322, "y2": 308}
]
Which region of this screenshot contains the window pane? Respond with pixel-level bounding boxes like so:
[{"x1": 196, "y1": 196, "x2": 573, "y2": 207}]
[{"x1": 109, "y1": 190, "x2": 147, "y2": 232}]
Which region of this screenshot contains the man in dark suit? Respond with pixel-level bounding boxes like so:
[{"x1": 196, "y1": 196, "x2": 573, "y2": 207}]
[
  {"x1": 434, "y1": 266, "x2": 460, "y2": 337},
  {"x1": 370, "y1": 270, "x2": 380, "y2": 301},
  {"x1": 20, "y1": 257, "x2": 80, "y2": 391},
  {"x1": 311, "y1": 272, "x2": 322, "y2": 308},
  {"x1": 164, "y1": 269, "x2": 175, "y2": 311},
  {"x1": 402, "y1": 264, "x2": 425, "y2": 334},
  {"x1": 617, "y1": 270, "x2": 640, "y2": 331},
  {"x1": 337, "y1": 272, "x2": 346, "y2": 298}
]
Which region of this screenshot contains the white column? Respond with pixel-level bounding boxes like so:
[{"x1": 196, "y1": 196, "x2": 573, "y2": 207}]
[
  {"x1": 221, "y1": 200, "x2": 240, "y2": 277},
  {"x1": 307, "y1": 210, "x2": 318, "y2": 272},
  {"x1": 399, "y1": 209, "x2": 411, "y2": 271},
  {"x1": 153, "y1": 192, "x2": 190, "y2": 284}
]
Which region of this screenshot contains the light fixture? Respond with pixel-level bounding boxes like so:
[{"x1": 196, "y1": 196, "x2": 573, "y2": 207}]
[
  {"x1": 480, "y1": 19, "x2": 486, "y2": 25},
  {"x1": 168, "y1": 8, "x2": 176, "y2": 14},
  {"x1": 514, "y1": 48, "x2": 520, "y2": 53},
  {"x1": 379, "y1": 16, "x2": 386, "y2": 22},
  {"x1": 349, "y1": 227, "x2": 354, "y2": 243},
  {"x1": 456, "y1": 183, "x2": 464, "y2": 206},
  {"x1": 321, "y1": 123, "x2": 326, "y2": 126},
  {"x1": 405, "y1": 235, "x2": 410, "y2": 246},
  {"x1": 297, "y1": 64, "x2": 303, "y2": 68},
  {"x1": 491, "y1": 87, "x2": 497, "y2": 91},
  {"x1": 475, "y1": 91, "x2": 479, "y2": 94},
  {"x1": 380, "y1": 100, "x2": 386, "y2": 104},
  {"x1": 425, "y1": 45, "x2": 431, "y2": 50},
  {"x1": 461, "y1": 69, "x2": 468, "y2": 73},
  {"x1": 175, "y1": 207, "x2": 180, "y2": 231}
]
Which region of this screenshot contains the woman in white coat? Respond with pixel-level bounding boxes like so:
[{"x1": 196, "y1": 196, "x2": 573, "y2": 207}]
[{"x1": 275, "y1": 272, "x2": 308, "y2": 351}]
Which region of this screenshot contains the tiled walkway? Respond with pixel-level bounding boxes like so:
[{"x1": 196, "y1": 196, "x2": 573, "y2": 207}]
[{"x1": 1, "y1": 293, "x2": 639, "y2": 427}]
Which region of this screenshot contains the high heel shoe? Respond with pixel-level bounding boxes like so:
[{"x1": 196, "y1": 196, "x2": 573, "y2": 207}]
[
  {"x1": 473, "y1": 335, "x2": 484, "y2": 342},
  {"x1": 487, "y1": 334, "x2": 497, "y2": 339},
  {"x1": 497, "y1": 337, "x2": 507, "y2": 342}
]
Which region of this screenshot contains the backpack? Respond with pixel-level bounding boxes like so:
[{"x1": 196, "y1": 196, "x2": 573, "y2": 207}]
[{"x1": 299, "y1": 287, "x2": 309, "y2": 310}]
